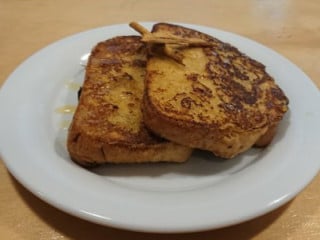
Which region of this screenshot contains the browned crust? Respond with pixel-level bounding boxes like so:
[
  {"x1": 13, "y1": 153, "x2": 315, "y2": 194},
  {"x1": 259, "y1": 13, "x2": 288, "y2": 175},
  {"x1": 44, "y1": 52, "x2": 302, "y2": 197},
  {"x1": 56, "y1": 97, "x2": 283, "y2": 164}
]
[
  {"x1": 254, "y1": 125, "x2": 278, "y2": 147},
  {"x1": 143, "y1": 23, "x2": 289, "y2": 158},
  {"x1": 67, "y1": 36, "x2": 193, "y2": 166},
  {"x1": 67, "y1": 124, "x2": 192, "y2": 166},
  {"x1": 143, "y1": 93, "x2": 267, "y2": 158}
]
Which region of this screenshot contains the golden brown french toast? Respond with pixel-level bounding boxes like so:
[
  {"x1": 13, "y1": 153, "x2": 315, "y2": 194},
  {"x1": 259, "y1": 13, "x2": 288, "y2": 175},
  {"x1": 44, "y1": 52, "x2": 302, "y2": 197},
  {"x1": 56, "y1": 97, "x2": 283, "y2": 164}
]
[
  {"x1": 143, "y1": 23, "x2": 289, "y2": 158},
  {"x1": 67, "y1": 36, "x2": 192, "y2": 166}
]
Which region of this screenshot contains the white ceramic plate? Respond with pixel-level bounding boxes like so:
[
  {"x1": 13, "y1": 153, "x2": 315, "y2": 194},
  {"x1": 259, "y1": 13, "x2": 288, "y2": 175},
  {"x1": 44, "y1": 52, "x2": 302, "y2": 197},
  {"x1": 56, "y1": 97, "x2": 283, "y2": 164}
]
[{"x1": 0, "y1": 22, "x2": 319, "y2": 233}]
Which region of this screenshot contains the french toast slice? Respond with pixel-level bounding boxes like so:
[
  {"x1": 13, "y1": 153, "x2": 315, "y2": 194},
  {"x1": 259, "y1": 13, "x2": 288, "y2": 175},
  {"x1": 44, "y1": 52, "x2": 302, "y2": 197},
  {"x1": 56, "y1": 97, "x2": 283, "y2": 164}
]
[
  {"x1": 67, "y1": 36, "x2": 192, "y2": 166},
  {"x1": 143, "y1": 23, "x2": 289, "y2": 158}
]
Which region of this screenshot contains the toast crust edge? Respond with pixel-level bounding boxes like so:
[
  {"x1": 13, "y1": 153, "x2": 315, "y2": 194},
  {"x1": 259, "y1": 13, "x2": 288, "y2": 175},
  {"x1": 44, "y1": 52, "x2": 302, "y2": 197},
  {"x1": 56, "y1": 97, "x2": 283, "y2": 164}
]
[
  {"x1": 67, "y1": 127, "x2": 192, "y2": 166},
  {"x1": 143, "y1": 93, "x2": 270, "y2": 158}
]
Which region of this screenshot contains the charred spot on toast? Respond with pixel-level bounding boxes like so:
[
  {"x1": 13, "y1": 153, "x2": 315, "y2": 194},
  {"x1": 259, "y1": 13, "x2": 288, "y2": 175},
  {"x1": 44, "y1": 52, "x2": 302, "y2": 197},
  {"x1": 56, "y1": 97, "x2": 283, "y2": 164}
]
[
  {"x1": 133, "y1": 59, "x2": 147, "y2": 68},
  {"x1": 77, "y1": 87, "x2": 82, "y2": 100},
  {"x1": 72, "y1": 132, "x2": 81, "y2": 143},
  {"x1": 180, "y1": 97, "x2": 194, "y2": 109}
]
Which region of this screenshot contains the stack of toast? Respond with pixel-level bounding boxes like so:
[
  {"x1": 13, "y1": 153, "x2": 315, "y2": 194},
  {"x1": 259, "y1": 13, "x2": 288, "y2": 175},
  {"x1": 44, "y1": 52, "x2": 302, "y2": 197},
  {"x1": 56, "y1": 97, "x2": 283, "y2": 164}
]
[{"x1": 67, "y1": 22, "x2": 289, "y2": 167}]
